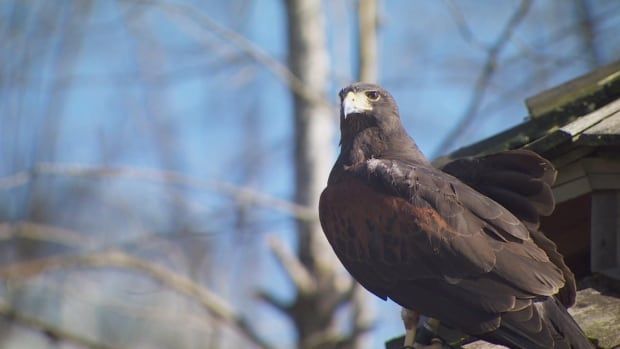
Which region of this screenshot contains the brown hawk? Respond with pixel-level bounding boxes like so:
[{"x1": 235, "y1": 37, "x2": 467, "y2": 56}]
[{"x1": 319, "y1": 83, "x2": 592, "y2": 349}]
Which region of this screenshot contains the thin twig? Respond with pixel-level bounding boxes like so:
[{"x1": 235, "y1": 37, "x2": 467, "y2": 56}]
[
  {"x1": 0, "y1": 171, "x2": 29, "y2": 189},
  {"x1": 12, "y1": 53, "x2": 250, "y2": 87},
  {"x1": 0, "y1": 163, "x2": 315, "y2": 220},
  {"x1": 433, "y1": 0, "x2": 532, "y2": 157},
  {"x1": 127, "y1": 0, "x2": 331, "y2": 107},
  {"x1": 266, "y1": 235, "x2": 316, "y2": 295},
  {"x1": 574, "y1": 0, "x2": 601, "y2": 68},
  {"x1": 0, "y1": 222, "x2": 221, "y2": 341},
  {"x1": 0, "y1": 300, "x2": 121, "y2": 349},
  {"x1": 0, "y1": 221, "x2": 95, "y2": 247},
  {"x1": 255, "y1": 290, "x2": 289, "y2": 314},
  {"x1": 444, "y1": 0, "x2": 487, "y2": 51},
  {"x1": 0, "y1": 222, "x2": 271, "y2": 348},
  {"x1": 0, "y1": 249, "x2": 273, "y2": 349},
  {"x1": 33, "y1": 276, "x2": 219, "y2": 335}
]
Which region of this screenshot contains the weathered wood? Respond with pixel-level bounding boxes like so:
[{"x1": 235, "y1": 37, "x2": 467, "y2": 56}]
[
  {"x1": 554, "y1": 176, "x2": 591, "y2": 203},
  {"x1": 551, "y1": 146, "x2": 594, "y2": 168},
  {"x1": 433, "y1": 112, "x2": 571, "y2": 163},
  {"x1": 524, "y1": 98, "x2": 620, "y2": 156},
  {"x1": 435, "y1": 61, "x2": 620, "y2": 164},
  {"x1": 569, "y1": 287, "x2": 620, "y2": 349},
  {"x1": 553, "y1": 159, "x2": 591, "y2": 203},
  {"x1": 526, "y1": 59, "x2": 620, "y2": 119},
  {"x1": 564, "y1": 102, "x2": 620, "y2": 136},
  {"x1": 552, "y1": 158, "x2": 620, "y2": 203},
  {"x1": 578, "y1": 109, "x2": 620, "y2": 146},
  {"x1": 591, "y1": 191, "x2": 620, "y2": 274}
]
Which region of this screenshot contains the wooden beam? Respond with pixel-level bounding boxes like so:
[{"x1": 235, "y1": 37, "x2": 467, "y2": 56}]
[
  {"x1": 553, "y1": 157, "x2": 620, "y2": 203},
  {"x1": 591, "y1": 190, "x2": 620, "y2": 277},
  {"x1": 526, "y1": 59, "x2": 620, "y2": 119}
]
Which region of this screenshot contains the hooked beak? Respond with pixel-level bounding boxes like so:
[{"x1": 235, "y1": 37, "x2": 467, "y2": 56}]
[{"x1": 342, "y1": 91, "x2": 372, "y2": 119}]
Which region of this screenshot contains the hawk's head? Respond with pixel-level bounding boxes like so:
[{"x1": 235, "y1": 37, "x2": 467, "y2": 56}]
[
  {"x1": 338, "y1": 82, "x2": 401, "y2": 139},
  {"x1": 335, "y1": 83, "x2": 426, "y2": 165}
]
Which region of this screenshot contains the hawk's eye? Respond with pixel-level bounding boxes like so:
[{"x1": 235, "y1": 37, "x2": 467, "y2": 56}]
[{"x1": 365, "y1": 90, "x2": 380, "y2": 101}]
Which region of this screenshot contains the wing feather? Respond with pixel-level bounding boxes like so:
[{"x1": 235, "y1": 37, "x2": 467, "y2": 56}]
[
  {"x1": 441, "y1": 149, "x2": 576, "y2": 307},
  {"x1": 441, "y1": 149, "x2": 557, "y2": 230}
]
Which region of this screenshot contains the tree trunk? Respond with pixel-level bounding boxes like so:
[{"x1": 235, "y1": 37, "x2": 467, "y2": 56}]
[
  {"x1": 285, "y1": 0, "x2": 334, "y2": 273},
  {"x1": 283, "y1": 0, "x2": 351, "y2": 348}
]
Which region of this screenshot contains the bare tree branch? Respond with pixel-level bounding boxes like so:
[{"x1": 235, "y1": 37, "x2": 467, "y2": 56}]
[
  {"x1": 433, "y1": 0, "x2": 532, "y2": 157},
  {"x1": 127, "y1": 0, "x2": 332, "y2": 107},
  {"x1": 574, "y1": 0, "x2": 601, "y2": 68},
  {"x1": 0, "y1": 300, "x2": 121, "y2": 349},
  {"x1": 0, "y1": 222, "x2": 272, "y2": 348},
  {"x1": 0, "y1": 221, "x2": 94, "y2": 247},
  {"x1": 0, "y1": 221, "x2": 221, "y2": 340},
  {"x1": 302, "y1": 324, "x2": 374, "y2": 349},
  {"x1": 12, "y1": 53, "x2": 250, "y2": 88},
  {"x1": 383, "y1": 3, "x2": 620, "y2": 91},
  {"x1": 267, "y1": 235, "x2": 316, "y2": 295},
  {"x1": 255, "y1": 290, "x2": 289, "y2": 314},
  {"x1": 444, "y1": 0, "x2": 487, "y2": 51},
  {"x1": 0, "y1": 171, "x2": 30, "y2": 190},
  {"x1": 0, "y1": 163, "x2": 314, "y2": 220},
  {"x1": 0, "y1": 249, "x2": 273, "y2": 349}
]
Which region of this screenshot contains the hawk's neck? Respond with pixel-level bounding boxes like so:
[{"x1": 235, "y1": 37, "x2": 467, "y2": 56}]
[{"x1": 330, "y1": 127, "x2": 429, "y2": 183}]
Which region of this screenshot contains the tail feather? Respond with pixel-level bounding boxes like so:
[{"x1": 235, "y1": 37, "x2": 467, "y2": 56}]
[
  {"x1": 530, "y1": 229, "x2": 577, "y2": 307},
  {"x1": 482, "y1": 297, "x2": 593, "y2": 349},
  {"x1": 540, "y1": 298, "x2": 593, "y2": 349}
]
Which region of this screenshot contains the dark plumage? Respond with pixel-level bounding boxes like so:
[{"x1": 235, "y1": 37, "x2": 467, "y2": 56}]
[{"x1": 319, "y1": 82, "x2": 592, "y2": 349}]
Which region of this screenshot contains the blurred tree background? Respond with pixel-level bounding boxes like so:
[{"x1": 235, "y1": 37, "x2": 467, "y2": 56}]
[{"x1": 0, "y1": 0, "x2": 619, "y2": 348}]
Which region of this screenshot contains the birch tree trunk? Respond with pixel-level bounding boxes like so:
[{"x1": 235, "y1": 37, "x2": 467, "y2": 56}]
[{"x1": 285, "y1": 0, "x2": 333, "y2": 277}]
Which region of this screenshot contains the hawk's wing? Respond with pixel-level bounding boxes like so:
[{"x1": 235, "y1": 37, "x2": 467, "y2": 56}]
[
  {"x1": 441, "y1": 149, "x2": 576, "y2": 307},
  {"x1": 319, "y1": 156, "x2": 568, "y2": 345},
  {"x1": 440, "y1": 149, "x2": 556, "y2": 232}
]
